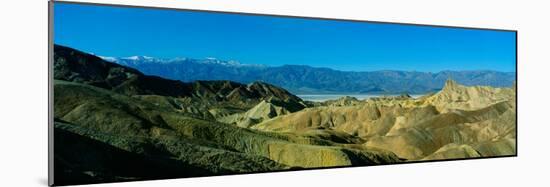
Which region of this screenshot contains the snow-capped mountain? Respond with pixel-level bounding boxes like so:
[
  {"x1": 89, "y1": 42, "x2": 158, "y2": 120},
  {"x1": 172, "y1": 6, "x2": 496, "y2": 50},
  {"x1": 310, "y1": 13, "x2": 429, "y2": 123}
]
[
  {"x1": 99, "y1": 55, "x2": 172, "y2": 66},
  {"x1": 97, "y1": 55, "x2": 515, "y2": 94},
  {"x1": 99, "y1": 55, "x2": 265, "y2": 68},
  {"x1": 97, "y1": 55, "x2": 269, "y2": 86}
]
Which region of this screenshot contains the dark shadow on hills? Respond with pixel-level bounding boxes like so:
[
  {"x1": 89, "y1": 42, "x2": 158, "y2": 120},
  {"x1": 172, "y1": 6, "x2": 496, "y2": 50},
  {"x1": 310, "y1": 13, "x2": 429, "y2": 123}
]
[{"x1": 53, "y1": 127, "x2": 212, "y2": 186}]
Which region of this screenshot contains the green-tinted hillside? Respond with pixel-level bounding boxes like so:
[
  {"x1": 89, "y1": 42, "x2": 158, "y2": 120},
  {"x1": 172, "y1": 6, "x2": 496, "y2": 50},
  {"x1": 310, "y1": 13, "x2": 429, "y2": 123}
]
[{"x1": 53, "y1": 45, "x2": 404, "y2": 185}]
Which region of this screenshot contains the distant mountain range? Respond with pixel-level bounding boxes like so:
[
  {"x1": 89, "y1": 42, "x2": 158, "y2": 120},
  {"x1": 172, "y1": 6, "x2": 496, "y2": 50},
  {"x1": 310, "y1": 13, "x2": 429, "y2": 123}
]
[
  {"x1": 100, "y1": 55, "x2": 515, "y2": 94},
  {"x1": 55, "y1": 45, "x2": 306, "y2": 112}
]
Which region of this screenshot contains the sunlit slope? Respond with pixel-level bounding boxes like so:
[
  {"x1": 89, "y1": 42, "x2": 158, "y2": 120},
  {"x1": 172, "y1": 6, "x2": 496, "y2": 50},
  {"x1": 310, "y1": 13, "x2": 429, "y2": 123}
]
[
  {"x1": 253, "y1": 80, "x2": 516, "y2": 160},
  {"x1": 54, "y1": 80, "x2": 400, "y2": 169},
  {"x1": 421, "y1": 79, "x2": 515, "y2": 111}
]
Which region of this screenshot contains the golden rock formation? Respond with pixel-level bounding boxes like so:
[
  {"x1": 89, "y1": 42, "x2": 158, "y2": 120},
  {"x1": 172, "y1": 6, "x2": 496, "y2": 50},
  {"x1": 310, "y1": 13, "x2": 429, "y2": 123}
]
[{"x1": 252, "y1": 80, "x2": 516, "y2": 161}]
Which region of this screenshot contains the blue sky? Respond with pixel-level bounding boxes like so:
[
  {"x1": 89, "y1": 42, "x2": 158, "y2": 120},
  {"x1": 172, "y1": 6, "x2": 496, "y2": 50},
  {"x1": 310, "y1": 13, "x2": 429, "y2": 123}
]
[{"x1": 54, "y1": 3, "x2": 516, "y2": 72}]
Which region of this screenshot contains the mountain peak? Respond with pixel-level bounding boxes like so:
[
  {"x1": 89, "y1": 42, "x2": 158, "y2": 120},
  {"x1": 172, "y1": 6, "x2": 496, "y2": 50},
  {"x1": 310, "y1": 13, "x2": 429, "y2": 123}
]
[
  {"x1": 201, "y1": 58, "x2": 241, "y2": 66},
  {"x1": 99, "y1": 55, "x2": 165, "y2": 64},
  {"x1": 98, "y1": 56, "x2": 117, "y2": 62},
  {"x1": 99, "y1": 55, "x2": 267, "y2": 68},
  {"x1": 443, "y1": 79, "x2": 459, "y2": 90},
  {"x1": 123, "y1": 56, "x2": 154, "y2": 60}
]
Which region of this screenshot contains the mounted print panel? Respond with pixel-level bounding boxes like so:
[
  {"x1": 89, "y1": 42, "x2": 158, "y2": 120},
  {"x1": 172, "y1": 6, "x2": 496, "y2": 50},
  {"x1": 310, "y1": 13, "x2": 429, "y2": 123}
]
[{"x1": 49, "y1": 1, "x2": 517, "y2": 186}]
